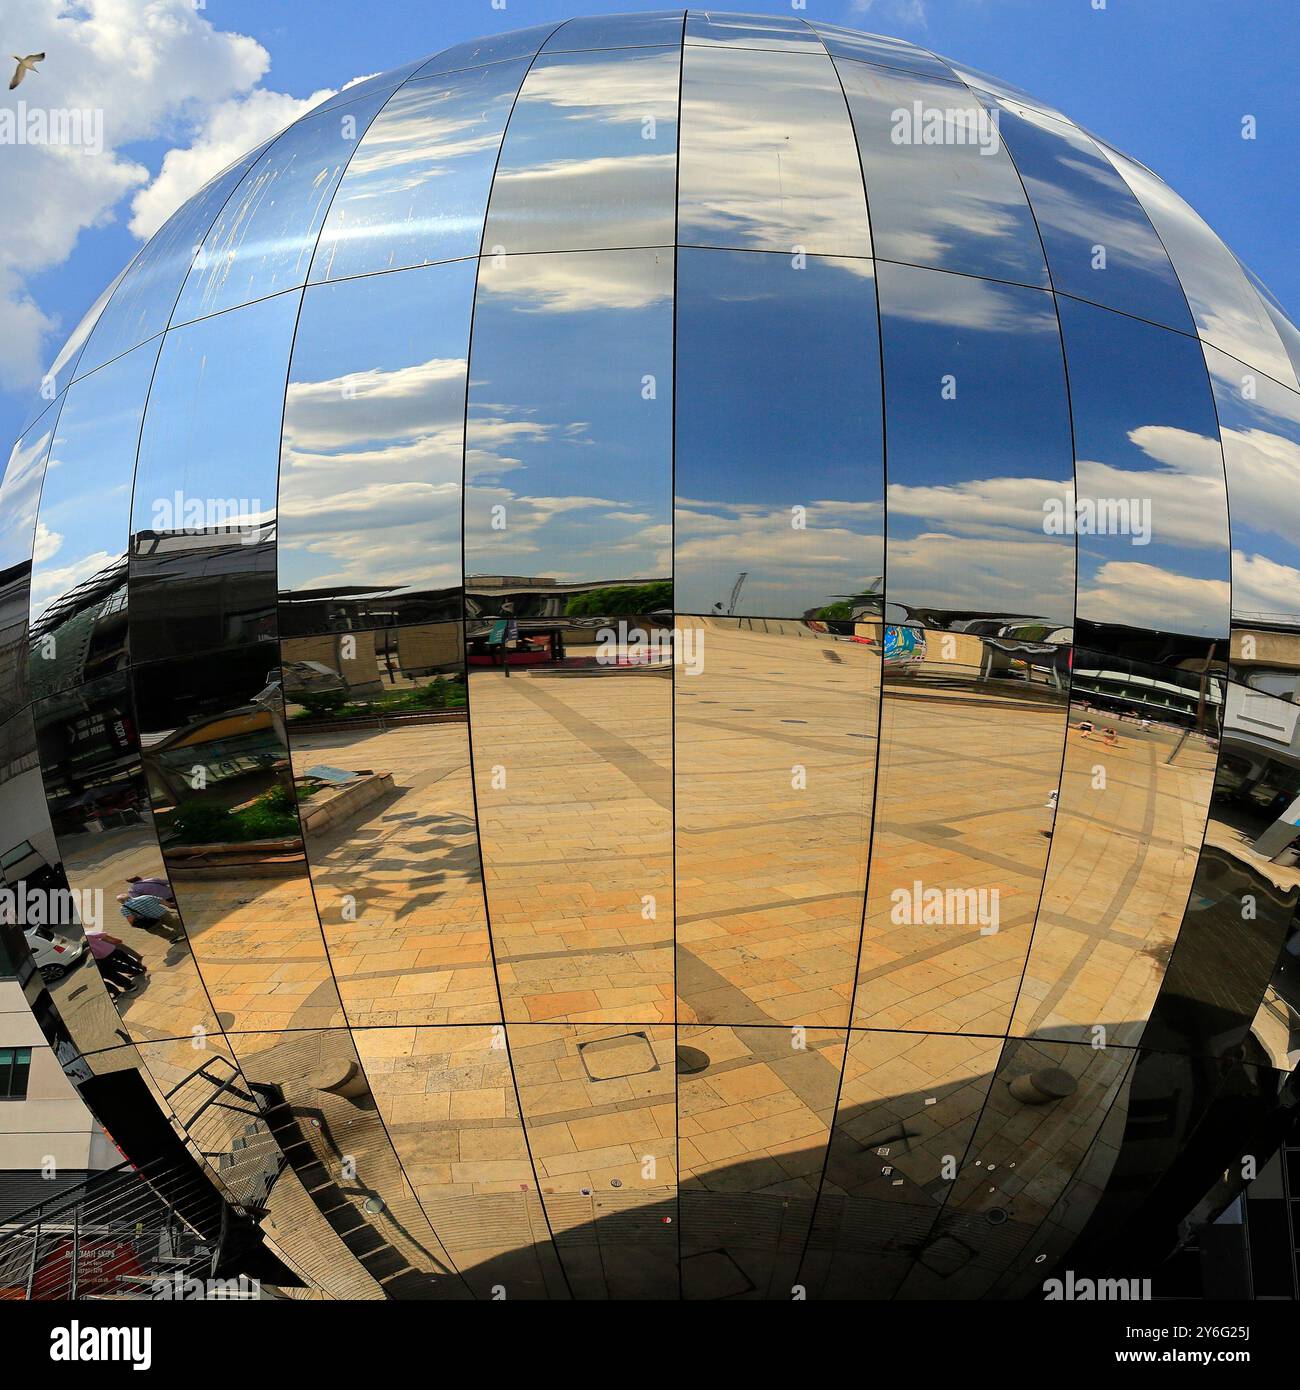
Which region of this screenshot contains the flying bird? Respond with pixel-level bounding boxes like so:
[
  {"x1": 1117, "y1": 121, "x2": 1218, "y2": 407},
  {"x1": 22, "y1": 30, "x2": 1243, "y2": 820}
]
[{"x1": 9, "y1": 52, "x2": 44, "y2": 90}]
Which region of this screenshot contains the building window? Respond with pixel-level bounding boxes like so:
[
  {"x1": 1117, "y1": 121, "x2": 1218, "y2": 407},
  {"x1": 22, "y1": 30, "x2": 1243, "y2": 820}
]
[{"x1": 0, "y1": 1048, "x2": 32, "y2": 1100}]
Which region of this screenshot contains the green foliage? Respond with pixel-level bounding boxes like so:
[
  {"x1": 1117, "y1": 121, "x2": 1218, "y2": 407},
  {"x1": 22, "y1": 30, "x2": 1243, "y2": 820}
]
[
  {"x1": 293, "y1": 690, "x2": 347, "y2": 717},
  {"x1": 171, "y1": 784, "x2": 299, "y2": 845},
  {"x1": 565, "y1": 581, "x2": 673, "y2": 618},
  {"x1": 813, "y1": 601, "x2": 854, "y2": 621},
  {"x1": 288, "y1": 677, "x2": 468, "y2": 720},
  {"x1": 172, "y1": 799, "x2": 237, "y2": 845}
]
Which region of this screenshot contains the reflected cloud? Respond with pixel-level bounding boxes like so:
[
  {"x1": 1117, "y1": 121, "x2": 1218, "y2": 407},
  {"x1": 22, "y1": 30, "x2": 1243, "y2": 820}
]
[
  {"x1": 679, "y1": 46, "x2": 870, "y2": 255},
  {"x1": 1078, "y1": 560, "x2": 1230, "y2": 636},
  {"x1": 476, "y1": 248, "x2": 673, "y2": 313},
  {"x1": 676, "y1": 497, "x2": 883, "y2": 615},
  {"x1": 1106, "y1": 146, "x2": 1296, "y2": 388},
  {"x1": 837, "y1": 63, "x2": 1046, "y2": 285}
]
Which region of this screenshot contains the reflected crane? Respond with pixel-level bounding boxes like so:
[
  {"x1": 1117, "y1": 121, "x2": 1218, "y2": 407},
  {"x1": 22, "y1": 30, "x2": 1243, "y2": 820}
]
[{"x1": 712, "y1": 572, "x2": 747, "y2": 616}]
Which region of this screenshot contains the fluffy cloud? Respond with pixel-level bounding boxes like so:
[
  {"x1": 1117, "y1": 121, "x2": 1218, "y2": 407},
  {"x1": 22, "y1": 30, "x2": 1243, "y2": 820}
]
[
  {"x1": 128, "y1": 85, "x2": 332, "y2": 239},
  {"x1": 0, "y1": 0, "x2": 357, "y2": 393},
  {"x1": 1078, "y1": 559, "x2": 1230, "y2": 637}
]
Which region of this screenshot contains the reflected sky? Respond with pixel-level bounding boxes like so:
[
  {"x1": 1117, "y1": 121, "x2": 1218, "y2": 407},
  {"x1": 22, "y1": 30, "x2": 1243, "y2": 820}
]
[
  {"x1": 940, "y1": 58, "x2": 1068, "y2": 122},
  {"x1": 837, "y1": 62, "x2": 1047, "y2": 287},
  {"x1": 878, "y1": 262, "x2": 1073, "y2": 628},
  {"x1": 412, "y1": 23, "x2": 561, "y2": 79},
  {"x1": 483, "y1": 47, "x2": 679, "y2": 255},
  {"x1": 544, "y1": 10, "x2": 683, "y2": 51},
  {"x1": 675, "y1": 249, "x2": 883, "y2": 618},
  {"x1": 1105, "y1": 145, "x2": 1297, "y2": 389},
  {"x1": 989, "y1": 99, "x2": 1193, "y2": 331},
  {"x1": 21, "y1": 270, "x2": 125, "y2": 434},
  {"x1": 1245, "y1": 266, "x2": 1300, "y2": 388},
  {"x1": 29, "y1": 339, "x2": 160, "y2": 622},
  {"x1": 811, "y1": 22, "x2": 958, "y2": 79},
  {"x1": 173, "y1": 92, "x2": 389, "y2": 323},
  {"x1": 684, "y1": 10, "x2": 822, "y2": 50},
  {"x1": 678, "y1": 45, "x2": 870, "y2": 256},
  {"x1": 1059, "y1": 295, "x2": 1230, "y2": 640},
  {"x1": 311, "y1": 62, "x2": 526, "y2": 281},
  {"x1": 76, "y1": 146, "x2": 267, "y2": 380},
  {"x1": 132, "y1": 292, "x2": 298, "y2": 534},
  {"x1": 279, "y1": 260, "x2": 475, "y2": 601},
  {"x1": 1204, "y1": 345, "x2": 1300, "y2": 626},
  {"x1": 0, "y1": 413, "x2": 58, "y2": 572},
  {"x1": 464, "y1": 248, "x2": 671, "y2": 587},
  {"x1": 309, "y1": 59, "x2": 426, "y2": 116}
]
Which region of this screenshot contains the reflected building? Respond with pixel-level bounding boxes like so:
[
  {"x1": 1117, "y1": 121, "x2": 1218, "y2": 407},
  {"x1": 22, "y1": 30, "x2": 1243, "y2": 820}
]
[{"x1": 2, "y1": 12, "x2": 1299, "y2": 1300}]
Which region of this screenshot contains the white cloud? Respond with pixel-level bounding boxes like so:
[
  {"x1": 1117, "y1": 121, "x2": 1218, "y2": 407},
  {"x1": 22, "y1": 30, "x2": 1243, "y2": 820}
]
[
  {"x1": 849, "y1": 0, "x2": 930, "y2": 25},
  {"x1": 1231, "y1": 551, "x2": 1300, "y2": 624},
  {"x1": 128, "y1": 85, "x2": 331, "y2": 239},
  {"x1": 0, "y1": 0, "x2": 354, "y2": 394},
  {"x1": 1078, "y1": 559, "x2": 1230, "y2": 637}
]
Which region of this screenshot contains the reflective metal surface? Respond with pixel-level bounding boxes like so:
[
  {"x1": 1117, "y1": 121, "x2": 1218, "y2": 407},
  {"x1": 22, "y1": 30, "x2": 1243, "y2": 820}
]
[
  {"x1": 1058, "y1": 294, "x2": 1231, "y2": 664},
  {"x1": 837, "y1": 62, "x2": 1047, "y2": 286},
  {"x1": 464, "y1": 248, "x2": 672, "y2": 594},
  {"x1": 810, "y1": 22, "x2": 957, "y2": 80},
  {"x1": 1143, "y1": 682, "x2": 1300, "y2": 1064},
  {"x1": 279, "y1": 262, "x2": 475, "y2": 633},
  {"x1": 988, "y1": 99, "x2": 1193, "y2": 333},
  {"x1": 856, "y1": 627, "x2": 1068, "y2": 1034},
  {"x1": 510, "y1": 1023, "x2": 676, "y2": 1297},
  {"x1": 132, "y1": 644, "x2": 345, "y2": 1033},
  {"x1": 280, "y1": 623, "x2": 490, "y2": 1026},
  {"x1": 877, "y1": 262, "x2": 1073, "y2": 629},
  {"x1": 130, "y1": 293, "x2": 297, "y2": 663},
  {"x1": 29, "y1": 339, "x2": 160, "y2": 698},
  {"x1": 674, "y1": 249, "x2": 883, "y2": 619},
  {"x1": 411, "y1": 24, "x2": 561, "y2": 80},
  {"x1": 483, "y1": 46, "x2": 680, "y2": 254},
  {"x1": 0, "y1": 412, "x2": 59, "y2": 722},
  {"x1": 173, "y1": 92, "x2": 391, "y2": 323},
  {"x1": 1013, "y1": 652, "x2": 1221, "y2": 1047},
  {"x1": 32, "y1": 670, "x2": 223, "y2": 1050},
  {"x1": 675, "y1": 617, "x2": 876, "y2": 1026},
  {"x1": 678, "y1": 1024, "x2": 843, "y2": 1299},
  {"x1": 546, "y1": 11, "x2": 683, "y2": 52},
  {"x1": 311, "y1": 62, "x2": 527, "y2": 281},
  {"x1": 678, "y1": 42, "x2": 870, "y2": 255},
  {"x1": 7, "y1": 12, "x2": 1300, "y2": 1301},
  {"x1": 468, "y1": 641, "x2": 674, "y2": 1024},
  {"x1": 74, "y1": 146, "x2": 269, "y2": 379},
  {"x1": 1102, "y1": 144, "x2": 1298, "y2": 391}
]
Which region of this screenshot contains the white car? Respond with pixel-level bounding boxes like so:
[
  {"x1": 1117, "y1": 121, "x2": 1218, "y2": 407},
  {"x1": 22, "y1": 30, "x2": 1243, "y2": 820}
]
[{"x1": 24, "y1": 924, "x2": 86, "y2": 982}]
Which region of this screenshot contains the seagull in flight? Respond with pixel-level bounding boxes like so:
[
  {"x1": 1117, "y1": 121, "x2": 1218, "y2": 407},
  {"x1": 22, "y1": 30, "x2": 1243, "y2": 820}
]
[{"x1": 9, "y1": 52, "x2": 44, "y2": 90}]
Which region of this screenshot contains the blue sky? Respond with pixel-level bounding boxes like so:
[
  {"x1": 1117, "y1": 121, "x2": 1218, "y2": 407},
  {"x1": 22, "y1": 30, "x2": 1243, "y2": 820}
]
[{"x1": 3, "y1": 0, "x2": 1297, "y2": 452}]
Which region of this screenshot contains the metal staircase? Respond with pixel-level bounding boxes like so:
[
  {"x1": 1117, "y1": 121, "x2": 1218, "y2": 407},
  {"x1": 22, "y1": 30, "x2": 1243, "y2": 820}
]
[
  {"x1": 0, "y1": 1055, "x2": 291, "y2": 1300},
  {"x1": 0, "y1": 1156, "x2": 222, "y2": 1299}
]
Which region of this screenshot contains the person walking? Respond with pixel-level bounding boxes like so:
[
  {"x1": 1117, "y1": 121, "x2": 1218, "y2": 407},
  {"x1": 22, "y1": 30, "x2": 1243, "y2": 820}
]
[{"x1": 118, "y1": 893, "x2": 184, "y2": 943}]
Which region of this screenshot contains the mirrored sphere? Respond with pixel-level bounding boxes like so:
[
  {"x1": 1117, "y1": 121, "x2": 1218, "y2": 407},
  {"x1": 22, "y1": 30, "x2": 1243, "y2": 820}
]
[{"x1": 3, "y1": 12, "x2": 1300, "y2": 1302}]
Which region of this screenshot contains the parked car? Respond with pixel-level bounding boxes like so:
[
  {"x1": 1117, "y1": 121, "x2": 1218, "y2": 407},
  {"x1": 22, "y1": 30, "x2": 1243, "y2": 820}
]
[{"x1": 24, "y1": 924, "x2": 86, "y2": 982}]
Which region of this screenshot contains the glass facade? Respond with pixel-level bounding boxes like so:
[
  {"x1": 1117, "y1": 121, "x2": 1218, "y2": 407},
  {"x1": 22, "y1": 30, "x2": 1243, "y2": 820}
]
[{"x1": 5, "y1": 12, "x2": 1300, "y2": 1302}]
